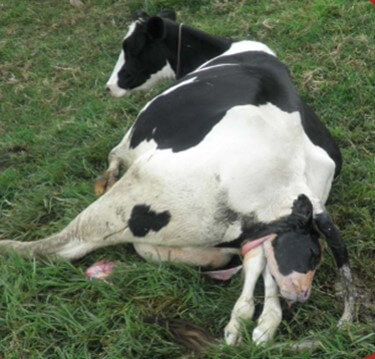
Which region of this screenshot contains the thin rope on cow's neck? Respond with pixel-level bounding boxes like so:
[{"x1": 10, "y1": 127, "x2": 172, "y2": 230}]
[{"x1": 176, "y1": 23, "x2": 183, "y2": 78}]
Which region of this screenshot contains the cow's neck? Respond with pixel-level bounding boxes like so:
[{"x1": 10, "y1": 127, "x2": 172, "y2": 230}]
[{"x1": 164, "y1": 21, "x2": 231, "y2": 78}]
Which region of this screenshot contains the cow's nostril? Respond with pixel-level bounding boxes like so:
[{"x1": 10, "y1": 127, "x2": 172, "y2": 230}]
[{"x1": 105, "y1": 86, "x2": 111, "y2": 93}]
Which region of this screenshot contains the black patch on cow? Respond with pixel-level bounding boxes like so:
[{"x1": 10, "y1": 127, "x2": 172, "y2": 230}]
[{"x1": 128, "y1": 204, "x2": 171, "y2": 237}]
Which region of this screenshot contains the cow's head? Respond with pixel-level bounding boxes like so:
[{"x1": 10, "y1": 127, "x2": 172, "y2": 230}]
[
  {"x1": 106, "y1": 11, "x2": 177, "y2": 98},
  {"x1": 243, "y1": 194, "x2": 322, "y2": 304}
]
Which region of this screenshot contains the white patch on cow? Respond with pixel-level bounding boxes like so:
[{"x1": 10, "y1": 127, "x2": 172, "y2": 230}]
[
  {"x1": 125, "y1": 21, "x2": 138, "y2": 39},
  {"x1": 193, "y1": 103, "x2": 310, "y2": 222},
  {"x1": 106, "y1": 50, "x2": 127, "y2": 97},
  {"x1": 106, "y1": 22, "x2": 138, "y2": 98},
  {"x1": 192, "y1": 63, "x2": 237, "y2": 75},
  {"x1": 223, "y1": 40, "x2": 276, "y2": 57},
  {"x1": 134, "y1": 61, "x2": 176, "y2": 91},
  {"x1": 161, "y1": 76, "x2": 196, "y2": 96},
  {"x1": 198, "y1": 40, "x2": 276, "y2": 70},
  {"x1": 107, "y1": 61, "x2": 175, "y2": 98},
  {"x1": 302, "y1": 135, "x2": 335, "y2": 204}
]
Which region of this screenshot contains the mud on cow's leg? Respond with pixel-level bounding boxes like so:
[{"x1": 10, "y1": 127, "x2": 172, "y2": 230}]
[
  {"x1": 94, "y1": 131, "x2": 131, "y2": 196},
  {"x1": 224, "y1": 245, "x2": 266, "y2": 346},
  {"x1": 252, "y1": 265, "x2": 282, "y2": 344},
  {"x1": 94, "y1": 164, "x2": 120, "y2": 196}
]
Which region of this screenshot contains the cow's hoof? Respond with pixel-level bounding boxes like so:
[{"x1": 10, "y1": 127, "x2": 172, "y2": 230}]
[{"x1": 94, "y1": 172, "x2": 117, "y2": 196}]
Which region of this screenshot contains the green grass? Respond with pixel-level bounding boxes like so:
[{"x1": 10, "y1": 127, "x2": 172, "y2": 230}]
[{"x1": 0, "y1": 0, "x2": 374, "y2": 357}]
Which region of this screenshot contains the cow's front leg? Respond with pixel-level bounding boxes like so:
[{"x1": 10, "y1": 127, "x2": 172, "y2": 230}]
[
  {"x1": 94, "y1": 130, "x2": 131, "y2": 196},
  {"x1": 224, "y1": 245, "x2": 265, "y2": 345},
  {"x1": 252, "y1": 265, "x2": 282, "y2": 344}
]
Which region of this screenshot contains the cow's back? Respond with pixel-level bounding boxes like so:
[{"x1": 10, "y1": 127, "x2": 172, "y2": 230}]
[{"x1": 128, "y1": 49, "x2": 341, "y2": 177}]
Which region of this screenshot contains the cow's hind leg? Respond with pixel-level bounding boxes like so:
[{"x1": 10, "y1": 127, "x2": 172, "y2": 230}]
[
  {"x1": 0, "y1": 221, "x2": 135, "y2": 261},
  {"x1": 0, "y1": 234, "x2": 97, "y2": 261},
  {"x1": 1, "y1": 178, "x2": 140, "y2": 260},
  {"x1": 224, "y1": 245, "x2": 266, "y2": 345}
]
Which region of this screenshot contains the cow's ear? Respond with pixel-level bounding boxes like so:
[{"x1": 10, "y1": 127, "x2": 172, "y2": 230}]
[
  {"x1": 157, "y1": 10, "x2": 177, "y2": 21},
  {"x1": 291, "y1": 194, "x2": 313, "y2": 226},
  {"x1": 146, "y1": 16, "x2": 166, "y2": 40}
]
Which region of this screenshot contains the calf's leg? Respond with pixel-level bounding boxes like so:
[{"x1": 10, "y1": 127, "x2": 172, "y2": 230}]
[
  {"x1": 252, "y1": 265, "x2": 282, "y2": 344},
  {"x1": 224, "y1": 245, "x2": 266, "y2": 345}
]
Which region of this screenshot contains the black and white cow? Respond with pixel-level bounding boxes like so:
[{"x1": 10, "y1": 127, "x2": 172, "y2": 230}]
[
  {"x1": 98, "y1": 10, "x2": 343, "y2": 194},
  {"x1": 0, "y1": 13, "x2": 355, "y2": 346},
  {"x1": 105, "y1": 10, "x2": 231, "y2": 98}
]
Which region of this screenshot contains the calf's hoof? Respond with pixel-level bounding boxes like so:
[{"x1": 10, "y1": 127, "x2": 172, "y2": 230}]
[
  {"x1": 252, "y1": 326, "x2": 271, "y2": 344},
  {"x1": 224, "y1": 321, "x2": 242, "y2": 346},
  {"x1": 94, "y1": 171, "x2": 118, "y2": 196}
]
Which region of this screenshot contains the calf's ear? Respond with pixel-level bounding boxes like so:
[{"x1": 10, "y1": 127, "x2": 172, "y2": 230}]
[
  {"x1": 158, "y1": 10, "x2": 177, "y2": 21},
  {"x1": 146, "y1": 16, "x2": 166, "y2": 40},
  {"x1": 291, "y1": 194, "x2": 313, "y2": 226}
]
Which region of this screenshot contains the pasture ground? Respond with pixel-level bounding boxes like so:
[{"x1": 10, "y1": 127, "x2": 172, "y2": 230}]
[{"x1": 0, "y1": 0, "x2": 374, "y2": 358}]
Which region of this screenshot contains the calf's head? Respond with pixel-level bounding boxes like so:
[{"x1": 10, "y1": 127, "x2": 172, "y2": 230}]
[
  {"x1": 243, "y1": 195, "x2": 322, "y2": 304},
  {"x1": 265, "y1": 195, "x2": 322, "y2": 303},
  {"x1": 106, "y1": 11, "x2": 177, "y2": 97}
]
